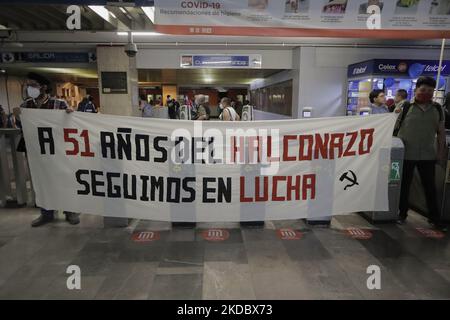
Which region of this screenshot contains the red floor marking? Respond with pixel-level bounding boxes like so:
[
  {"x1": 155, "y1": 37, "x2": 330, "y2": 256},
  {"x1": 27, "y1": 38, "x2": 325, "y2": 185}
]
[
  {"x1": 131, "y1": 231, "x2": 160, "y2": 242},
  {"x1": 276, "y1": 228, "x2": 303, "y2": 240},
  {"x1": 202, "y1": 229, "x2": 230, "y2": 241},
  {"x1": 416, "y1": 228, "x2": 445, "y2": 239},
  {"x1": 345, "y1": 228, "x2": 373, "y2": 240}
]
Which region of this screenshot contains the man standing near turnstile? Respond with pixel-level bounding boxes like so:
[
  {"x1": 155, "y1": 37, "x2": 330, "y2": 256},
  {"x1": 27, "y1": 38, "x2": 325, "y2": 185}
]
[
  {"x1": 395, "y1": 76, "x2": 447, "y2": 231},
  {"x1": 18, "y1": 72, "x2": 80, "y2": 227}
]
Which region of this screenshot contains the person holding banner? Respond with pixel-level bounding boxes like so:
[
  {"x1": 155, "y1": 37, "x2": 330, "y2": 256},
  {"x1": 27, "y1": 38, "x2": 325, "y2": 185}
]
[
  {"x1": 395, "y1": 76, "x2": 447, "y2": 231},
  {"x1": 19, "y1": 72, "x2": 80, "y2": 227}
]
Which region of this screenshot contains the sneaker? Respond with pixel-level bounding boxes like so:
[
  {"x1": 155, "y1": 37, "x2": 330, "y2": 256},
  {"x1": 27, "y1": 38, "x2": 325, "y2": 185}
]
[
  {"x1": 396, "y1": 218, "x2": 407, "y2": 225},
  {"x1": 65, "y1": 212, "x2": 80, "y2": 225},
  {"x1": 31, "y1": 213, "x2": 54, "y2": 227}
]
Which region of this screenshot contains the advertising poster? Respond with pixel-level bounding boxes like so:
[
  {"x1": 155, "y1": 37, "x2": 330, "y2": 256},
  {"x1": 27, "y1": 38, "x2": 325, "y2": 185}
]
[{"x1": 154, "y1": 0, "x2": 450, "y2": 38}]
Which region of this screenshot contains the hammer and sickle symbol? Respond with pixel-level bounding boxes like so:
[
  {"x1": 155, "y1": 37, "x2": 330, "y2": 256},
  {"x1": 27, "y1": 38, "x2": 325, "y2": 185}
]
[{"x1": 339, "y1": 170, "x2": 359, "y2": 190}]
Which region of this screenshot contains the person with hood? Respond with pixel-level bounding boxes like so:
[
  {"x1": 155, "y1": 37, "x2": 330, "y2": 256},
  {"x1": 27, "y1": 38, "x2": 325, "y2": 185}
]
[{"x1": 19, "y1": 72, "x2": 80, "y2": 227}]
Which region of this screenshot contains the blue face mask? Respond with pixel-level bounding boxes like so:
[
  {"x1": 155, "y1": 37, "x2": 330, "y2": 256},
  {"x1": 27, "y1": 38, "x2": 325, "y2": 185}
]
[{"x1": 27, "y1": 86, "x2": 41, "y2": 99}]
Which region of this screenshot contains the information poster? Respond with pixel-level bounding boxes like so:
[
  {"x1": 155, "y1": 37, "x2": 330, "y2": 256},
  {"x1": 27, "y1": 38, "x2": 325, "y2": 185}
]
[{"x1": 154, "y1": 0, "x2": 450, "y2": 38}]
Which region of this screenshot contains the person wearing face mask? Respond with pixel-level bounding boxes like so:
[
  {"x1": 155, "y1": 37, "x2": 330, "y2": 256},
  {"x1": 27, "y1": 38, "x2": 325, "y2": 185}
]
[
  {"x1": 18, "y1": 72, "x2": 80, "y2": 227},
  {"x1": 218, "y1": 97, "x2": 240, "y2": 121},
  {"x1": 20, "y1": 73, "x2": 70, "y2": 110},
  {"x1": 394, "y1": 76, "x2": 446, "y2": 231}
]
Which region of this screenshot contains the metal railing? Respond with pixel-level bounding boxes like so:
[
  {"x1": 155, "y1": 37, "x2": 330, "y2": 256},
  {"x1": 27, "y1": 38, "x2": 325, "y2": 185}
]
[{"x1": 0, "y1": 128, "x2": 34, "y2": 208}]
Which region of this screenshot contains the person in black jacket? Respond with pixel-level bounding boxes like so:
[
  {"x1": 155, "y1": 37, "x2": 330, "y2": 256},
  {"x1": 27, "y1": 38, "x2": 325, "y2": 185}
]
[{"x1": 444, "y1": 92, "x2": 450, "y2": 130}]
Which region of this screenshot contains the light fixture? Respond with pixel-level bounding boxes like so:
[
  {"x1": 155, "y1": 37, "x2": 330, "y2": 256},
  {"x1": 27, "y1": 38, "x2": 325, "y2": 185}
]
[
  {"x1": 117, "y1": 31, "x2": 162, "y2": 36},
  {"x1": 89, "y1": 5, "x2": 117, "y2": 22},
  {"x1": 142, "y1": 6, "x2": 155, "y2": 24},
  {"x1": 119, "y1": 7, "x2": 127, "y2": 14}
]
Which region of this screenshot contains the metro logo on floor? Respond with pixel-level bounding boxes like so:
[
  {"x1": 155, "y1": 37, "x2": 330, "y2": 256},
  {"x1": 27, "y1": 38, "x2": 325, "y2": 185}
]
[
  {"x1": 345, "y1": 228, "x2": 373, "y2": 240},
  {"x1": 276, "y1": 228, "x2": 302, "y2": 240},
  {"x1": 416, "y1": 228, "x2": 445, "y2": 239},
  {"x1": 131, "y1": 231, "x2": 160, "y2": 242},
  {"x1": 202, "y1": 229, "x2": 230, "y2": 241}
]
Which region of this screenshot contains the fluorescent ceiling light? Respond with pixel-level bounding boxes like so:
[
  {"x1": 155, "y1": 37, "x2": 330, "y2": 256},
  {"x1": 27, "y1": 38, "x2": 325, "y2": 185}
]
[
  {"x1": 117, "y1": 31, "x2": 162, "y2": 36},
  {"x1": 142, "y1": 6, "x2": 155, "y2": 24},
  {"x1": 89, "y1": 5, "x2": 117, "y2": 21},
  {"x1": 119, "y1": 7, "x2": 127, "y2": 14},
  {"x1": 31, "y1": 67, "x2": 98, "y2": 79}
]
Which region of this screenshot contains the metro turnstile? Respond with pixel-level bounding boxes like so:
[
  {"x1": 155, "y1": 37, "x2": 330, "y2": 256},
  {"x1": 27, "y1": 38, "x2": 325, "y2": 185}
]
[
  {"x1": 241, "y1": 105, "x2": 254, "y2": 121},
  {"x1": 361, "y1": 137, "x2": 405, "y2": 223},
  {"x1": 0, "y1": 128, "x2": 30, "y2": 207},
  {"x1": 409, "y1": 132, "x2": 450, "y2": 223},
  {"x1": 179, "y1": 105, "x2": 192, "y2": 120}
]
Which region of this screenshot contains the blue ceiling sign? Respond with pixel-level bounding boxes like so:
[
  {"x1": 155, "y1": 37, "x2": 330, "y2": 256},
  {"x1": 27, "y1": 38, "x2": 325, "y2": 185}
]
[
  {"x1": 181, "y1": 55, "x2": 254, "y2": 68},
  {"x1": 0, "y1": 52, "x2": 96, "y2": 63}
]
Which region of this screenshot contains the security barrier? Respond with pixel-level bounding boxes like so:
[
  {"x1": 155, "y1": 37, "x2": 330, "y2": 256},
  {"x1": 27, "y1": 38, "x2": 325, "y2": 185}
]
[
  {"x1": 409, "y1": 131, "x2": 450, "y2": 223},
  {"x1": 0, "y1": 128, "x2": 33, "y2": 207}
]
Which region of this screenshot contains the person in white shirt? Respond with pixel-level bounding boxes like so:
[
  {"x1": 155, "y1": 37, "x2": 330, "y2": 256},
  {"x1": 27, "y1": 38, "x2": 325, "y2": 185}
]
[
  {"x1": 219, "y1": 97, "x2": 240, "y2": 121},
  {"x1": 139, "y1": 95, "x2": 153, "y2": 118}
]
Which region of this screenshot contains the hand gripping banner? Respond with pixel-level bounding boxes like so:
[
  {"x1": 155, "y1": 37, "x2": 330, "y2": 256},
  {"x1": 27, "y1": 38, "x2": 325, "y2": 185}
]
[{"x1": 21, "y1": 109, "x2": 397, "y2": 222}]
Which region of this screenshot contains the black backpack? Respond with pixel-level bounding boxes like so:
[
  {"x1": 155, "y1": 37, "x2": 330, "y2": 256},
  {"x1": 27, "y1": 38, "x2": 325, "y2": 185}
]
[
  {"x1": 444, "y1": 106, "x2": 450, "y2": 130},
  {"x1": 204, "y1": 105, "x2": 211, "y2": 117},
  {"x1": 167, "y1": 100, "x2": 177, "y2": 119},
  {"x1": 394, "y1": 101, "x2": 443, "y2": 136}
]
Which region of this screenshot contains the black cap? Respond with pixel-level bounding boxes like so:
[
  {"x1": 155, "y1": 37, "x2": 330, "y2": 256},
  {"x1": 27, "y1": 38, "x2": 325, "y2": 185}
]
[{"x1": 27, "y1": 72, "x2": 50, "y2": 86}]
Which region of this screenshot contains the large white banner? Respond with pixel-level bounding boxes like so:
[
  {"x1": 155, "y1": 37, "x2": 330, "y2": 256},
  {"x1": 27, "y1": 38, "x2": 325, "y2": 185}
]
[
  {"x1": 154, "y1": 0, "x2": 450, "y2": 38},
  {"x1": 21, "y1": 109, "x2": 397, "y2": 222}
]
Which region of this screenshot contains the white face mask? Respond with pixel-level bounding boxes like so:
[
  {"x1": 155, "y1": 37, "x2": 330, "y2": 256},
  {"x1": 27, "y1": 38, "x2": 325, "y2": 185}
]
[{"x1": 27, "y1": 86, "x2": 41, "y2": 99}]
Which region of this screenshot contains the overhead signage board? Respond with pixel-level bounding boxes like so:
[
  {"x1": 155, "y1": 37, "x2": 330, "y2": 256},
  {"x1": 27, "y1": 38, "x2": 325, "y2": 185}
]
[
  {"x1": 180, "y1": 54, "x2": 262, "y2": 68},
  {"x1": 154, "y1": 0, "x2": 450, "y2": 38}
]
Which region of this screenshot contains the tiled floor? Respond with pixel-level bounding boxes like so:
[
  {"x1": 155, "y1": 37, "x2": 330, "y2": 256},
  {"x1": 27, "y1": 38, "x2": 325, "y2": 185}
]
[{"x1": 0, "y1": 207, "x2": 449, "y2": 300}]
